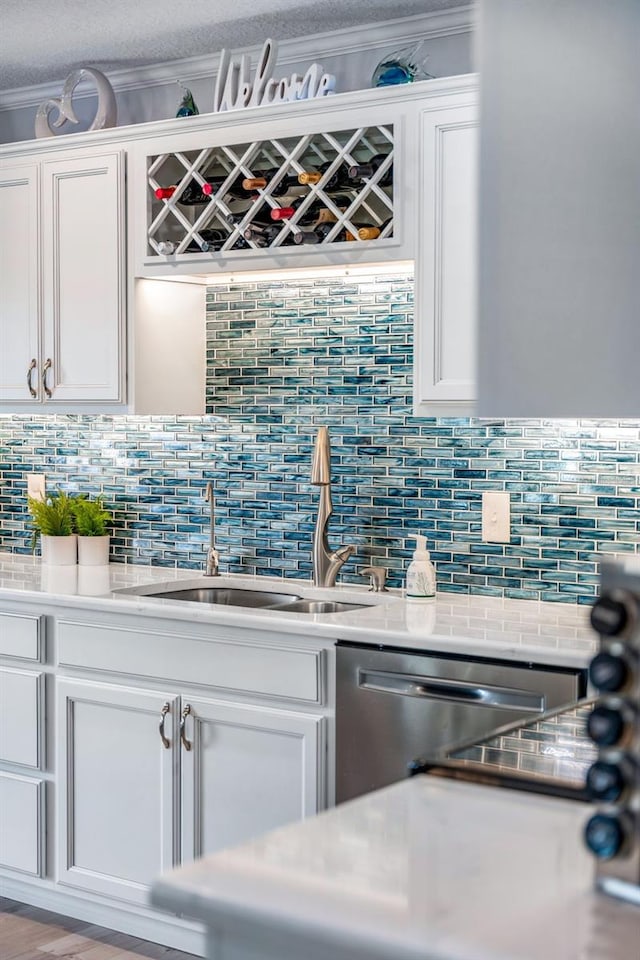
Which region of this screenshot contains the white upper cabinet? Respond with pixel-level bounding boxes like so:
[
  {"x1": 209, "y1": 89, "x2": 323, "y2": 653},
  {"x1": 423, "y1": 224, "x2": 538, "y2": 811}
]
[
  {"x1": 41, "y1": 152, "x2": 125, "y2": 403},
  {"x1": 0, "y1": 164, "x2": 40, "y2": 403},
  {"x1": 0, "y1": 148, "x2": 126, "y2": 410},
  {"x1": 0, "y1": 77, "x2": 478, "y2": 415},
  {"x1": 414, "y1": 94, "x2": 477, "y2": 415},
  {"x1": 477, "y1": 0, "x2": 640, "y2": 417},
  {"x1": 128, "y1": 84, "x2": 423, "y2": 278}
]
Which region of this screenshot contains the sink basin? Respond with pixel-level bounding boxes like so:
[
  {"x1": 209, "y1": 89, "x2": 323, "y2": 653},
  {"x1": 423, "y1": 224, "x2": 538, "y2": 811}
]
[
  {"x1": 144, "y1": 587, "x2": 301, "y2": 608},
  {"x1": 276, "y1": 599, "x2": 368, "y2": 614}
]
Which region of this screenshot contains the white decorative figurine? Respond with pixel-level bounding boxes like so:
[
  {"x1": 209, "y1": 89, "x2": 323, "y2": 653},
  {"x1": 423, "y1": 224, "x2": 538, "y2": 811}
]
[{"x1": 35, "y1": 67, "x2": 117, "y2": 138}]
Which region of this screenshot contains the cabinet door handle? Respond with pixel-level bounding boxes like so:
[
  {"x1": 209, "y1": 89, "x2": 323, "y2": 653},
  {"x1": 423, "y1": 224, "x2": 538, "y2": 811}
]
[
  {"x1": 180, "y1": 704, "x2": 192, "y2": 751},
  {"x1": 42, "y1": 358, "x2": 53, "y2": 399},
  {"x1": 27, "y1": 359, "x2": 37, "y2": 398},
  {"x1": 159, "y1": 702, "x2": 170, "y2": 749}
]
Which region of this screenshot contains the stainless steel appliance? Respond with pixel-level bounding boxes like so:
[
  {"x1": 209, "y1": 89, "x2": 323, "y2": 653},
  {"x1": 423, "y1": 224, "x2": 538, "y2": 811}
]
[
  {"x1": 584, "y1": 560, "x2": 640, "y2": 906},
  {"x1": 336, "y1": 642, "x2": 585, "y2": 803}
]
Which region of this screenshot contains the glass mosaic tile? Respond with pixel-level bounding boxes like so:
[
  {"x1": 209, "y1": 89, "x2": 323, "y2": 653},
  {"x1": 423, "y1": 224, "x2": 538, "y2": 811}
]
[{"x1": 0, "y1": 272, "x2": 639, "y2": 599}]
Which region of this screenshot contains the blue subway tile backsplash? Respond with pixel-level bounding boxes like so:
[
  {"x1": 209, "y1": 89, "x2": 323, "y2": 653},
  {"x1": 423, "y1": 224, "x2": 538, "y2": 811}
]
[{"x1": 1, "y1": 270, "x2": 639, "y2": 603}]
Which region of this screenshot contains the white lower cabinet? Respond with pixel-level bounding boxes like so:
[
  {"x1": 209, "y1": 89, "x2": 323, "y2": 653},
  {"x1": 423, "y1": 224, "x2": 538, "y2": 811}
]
[
  {"x1": 0, "y1": 772, "x2": 44, "y2": 877},
  {"x1": 57, "y1": 679, "x2": 179, "y2": 904},
  {"x1": 0, "y1": 666, "x2": 43, "y2": 768},
  {"x1": 57, "y1": 678, "x2": 324, "y2": 907},
  {"x1": 181, "y1": 697, "x2": 323, "y2": 861}
]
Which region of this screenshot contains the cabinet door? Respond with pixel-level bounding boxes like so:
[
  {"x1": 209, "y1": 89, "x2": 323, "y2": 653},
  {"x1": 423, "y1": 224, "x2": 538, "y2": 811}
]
[
  {"x1": 414, "y1": 100, "x2": 478, "y2": 415},
  {"x1": 181, "y1": 697, "x2": 324, "y2": 862},
  {"x1": 0, "y1": 667, "x2": 43, "y2": 769},
  {"x1": 0, "y1": 164, "x2": 40, "y2": 402},
  {"x1": 0, "y1": 772, "x2": 44, "y2": 877},
  {"x1": 57, "y1": 678, "x2": 179, "y2": 904},
  {"x1": 41, "y1": 151, "x2": 125, "y2": 403}
]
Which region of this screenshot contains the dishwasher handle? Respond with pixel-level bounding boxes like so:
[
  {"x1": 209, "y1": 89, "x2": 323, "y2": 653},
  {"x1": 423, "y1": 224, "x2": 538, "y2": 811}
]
[{"x1": 358, "y1": 669, "x2": 545, "y2": 713}]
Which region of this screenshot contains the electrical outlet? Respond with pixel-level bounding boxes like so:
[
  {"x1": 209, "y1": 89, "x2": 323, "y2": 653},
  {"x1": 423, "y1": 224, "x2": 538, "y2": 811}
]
[
  {"x1": 27, "y1": 474, "x2": 46, "y2": 502},
  {"x1": 482, "y1": 491, "x2": 511, "y2": 543}
]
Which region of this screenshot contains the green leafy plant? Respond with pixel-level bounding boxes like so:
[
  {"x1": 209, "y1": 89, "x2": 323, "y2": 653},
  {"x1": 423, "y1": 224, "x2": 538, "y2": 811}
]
[
  {"x1": 27, "y1": 490, "x2": 75, "y2": 551},
  {"x1": 71, "y1": 496, "x2": 112, "y2": 537}
]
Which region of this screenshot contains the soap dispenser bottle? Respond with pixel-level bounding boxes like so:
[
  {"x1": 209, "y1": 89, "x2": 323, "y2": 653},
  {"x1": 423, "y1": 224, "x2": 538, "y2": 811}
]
[{"x1": 405, "y1": 535, "x2": 436, "y2": 602}]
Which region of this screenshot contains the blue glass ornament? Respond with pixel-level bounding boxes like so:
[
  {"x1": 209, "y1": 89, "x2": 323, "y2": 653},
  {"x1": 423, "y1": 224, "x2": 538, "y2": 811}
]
[
  {"x1": 372, "y1": 42, "x2": 434, "y2": 88},
  {"x1": 176, "y1": 83, "x2": 199, "y2": 118}
]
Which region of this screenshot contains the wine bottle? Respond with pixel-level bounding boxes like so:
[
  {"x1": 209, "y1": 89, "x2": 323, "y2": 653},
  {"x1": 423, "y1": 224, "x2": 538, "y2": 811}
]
[
  {"x1": 294, "y1": 224, "x2": 356, "y2": 244},
  {"x1": 357, "y1": 218, "x2": 393, "y2": 241},
  {"x1": 242, "y1": 173, "x2": 305, "y2": 197},
  {"x1": 270, "y1": 194, "x2": 352, "y2": 224},
  {"x1": 227, "y1": 205, "x2": 276, "y2": 229},
  {"x1": 201, "y1": 175, "x2": 257, "y2": 201},
  {"x1": 185, "y1": 230, "x2": 250, "y2": 253},
  {"x1": 155, "y1": 176, "x2": 257, "y2": 205},
  {"x1": 185, "y1": 228, "x2": 229, "y2": 253},
  {"x1": 348, "y1": 153, "x2": 393, "y2": 186},
  {"x1": 298, "y1": 161, "x2": 353, "y2": 192},
  {"x1": 243, "y1": 224, "x2": 283, "y2": 245},
  {"x1": 154, "y1": 180, "x2": 209, "y2": 204}
]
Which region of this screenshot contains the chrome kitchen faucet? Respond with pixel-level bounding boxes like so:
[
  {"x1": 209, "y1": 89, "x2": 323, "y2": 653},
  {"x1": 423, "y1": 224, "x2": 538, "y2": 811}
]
[
  {"x1": 310, "y1": 426, "x2": 355, "y2": 587},
  {"x1": 204, "y1": 482, "x2": 220, "y2": 577}
]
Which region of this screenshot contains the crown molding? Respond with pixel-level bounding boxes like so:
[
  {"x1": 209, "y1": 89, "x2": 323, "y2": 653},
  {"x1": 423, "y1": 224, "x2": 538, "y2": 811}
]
[
  {"x1": 0, "y1": 73, "x2": 478, "y2": 159},
  {"x1": 0, "y1": 6, "x2": 473, "y2": 113}
]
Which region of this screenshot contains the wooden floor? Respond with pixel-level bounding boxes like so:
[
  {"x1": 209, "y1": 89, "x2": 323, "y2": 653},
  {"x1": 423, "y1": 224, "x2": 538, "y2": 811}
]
[{"x1": 0, "y1": 898, "x2": 198, "y2": 960}]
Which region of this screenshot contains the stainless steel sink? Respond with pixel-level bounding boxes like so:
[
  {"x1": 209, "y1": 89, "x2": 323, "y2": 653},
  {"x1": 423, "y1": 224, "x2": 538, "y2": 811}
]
[
  {"x1": 276, "y1": 599, "x2": 368, "y2": 614},
  {"x1": 145, "y1": 587, "x2": 301, "y2": 608}
]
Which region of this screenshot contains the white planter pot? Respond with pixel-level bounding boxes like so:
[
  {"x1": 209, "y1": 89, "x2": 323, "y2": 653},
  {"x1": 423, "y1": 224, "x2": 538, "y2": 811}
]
[
  {"x1": 41, "y1": 534, "x2": 77, "y2": 566},
  {"x1": 77, "y1": 535, "x2": 110, "y2": 566}
]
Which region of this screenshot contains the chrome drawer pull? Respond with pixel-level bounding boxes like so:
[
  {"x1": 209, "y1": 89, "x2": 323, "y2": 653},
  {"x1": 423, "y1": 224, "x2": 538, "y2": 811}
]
[
  {"x1": 159, "y1": 702, "x2": 170, "y2": 749},
  {"x1": 180, "y1": 704, "x2": 192, "y2": 751},
  {"x1": 358, "y1": 670, "x2": 545, "y2": 713},
  {"x1": 27, "y1": 359, "x2": 37, "y2": 398},
  {"x1": 42, "y1": 358, "x2": 53, "y2": 398}
]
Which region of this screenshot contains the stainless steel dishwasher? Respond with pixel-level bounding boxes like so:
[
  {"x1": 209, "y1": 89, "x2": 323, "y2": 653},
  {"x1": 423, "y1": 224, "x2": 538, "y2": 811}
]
[{"x1": 336, "y1": 642, "x2": 586, "y2": 803}]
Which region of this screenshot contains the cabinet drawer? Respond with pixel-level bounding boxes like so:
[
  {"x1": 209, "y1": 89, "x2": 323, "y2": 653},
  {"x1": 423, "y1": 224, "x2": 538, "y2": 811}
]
[
  {"x1": 0, "y1": 772, "x2": 44, "y2": 876},
  {"x1": 0, "y1": 668, "x2": 43, "y2": 768},
  {"x1": 0, "y1": 612, "x2": 41, "y2": 661},
  {"x1": 57, "y1": 620, "x2": 322, "y2": 703}
]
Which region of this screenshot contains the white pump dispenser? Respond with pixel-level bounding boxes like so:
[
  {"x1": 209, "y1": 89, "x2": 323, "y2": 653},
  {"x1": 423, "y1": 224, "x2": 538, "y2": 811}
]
[{"x1": 405, "y1": 534, "x2": 436, "y2": 602}]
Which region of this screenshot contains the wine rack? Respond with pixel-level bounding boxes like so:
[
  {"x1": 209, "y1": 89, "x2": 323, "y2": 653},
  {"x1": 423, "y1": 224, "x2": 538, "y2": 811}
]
[{"x1": 146, "y1": 124, "x2": 395, "y2": 257}]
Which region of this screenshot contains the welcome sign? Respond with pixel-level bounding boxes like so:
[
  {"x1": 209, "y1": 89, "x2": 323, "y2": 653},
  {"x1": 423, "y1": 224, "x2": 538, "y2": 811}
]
[{"x1": 213, "y1": 39, "x2": 336, "y2": 113}]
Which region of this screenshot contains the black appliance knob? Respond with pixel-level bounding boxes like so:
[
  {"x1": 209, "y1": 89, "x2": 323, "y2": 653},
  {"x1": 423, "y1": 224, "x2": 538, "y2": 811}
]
[
  {"x1": 587, "y1": 704, "x2": 626, "y2": 747},
  {"x1": 586, "y1": 760, "x2": 625, "y2": 803},
  {"x1": 590, "y1": 595, "x2": 629, "y2": 637},
  {"x1": 584, "y1": 813, "x2": 626, "y2": 860},
  {"x1": 589, "y1": 651, "x2": 630, "y2": 693}
]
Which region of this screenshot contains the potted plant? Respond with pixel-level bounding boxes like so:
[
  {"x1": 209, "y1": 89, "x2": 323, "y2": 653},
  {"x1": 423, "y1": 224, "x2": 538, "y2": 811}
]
[
  {"x1": 28, "y1": 490, "x2": 77, "y2": 565},
  {"x1": 72, "y1": 496, "x2": 112, "y2": 566}
]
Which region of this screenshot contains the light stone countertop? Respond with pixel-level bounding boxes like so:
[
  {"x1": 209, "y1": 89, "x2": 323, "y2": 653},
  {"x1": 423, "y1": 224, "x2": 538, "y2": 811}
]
[
  {"x1": 0, "y1": 552, "x2": 596, "y2": 667},
  {"x1": 150, "y1": 776, "x2": 640, "y2": 960}
]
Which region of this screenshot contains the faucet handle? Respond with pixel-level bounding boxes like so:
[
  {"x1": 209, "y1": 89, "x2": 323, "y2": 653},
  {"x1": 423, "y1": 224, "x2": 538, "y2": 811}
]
[{"x1": 361, "y1": 565, "x2": 388, "y2": 593}]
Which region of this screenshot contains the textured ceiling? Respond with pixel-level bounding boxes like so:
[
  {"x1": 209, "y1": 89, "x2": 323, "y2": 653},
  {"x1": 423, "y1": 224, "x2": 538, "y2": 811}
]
[{"x1": 0, "y1": 0, "x2": 463, "y2": 92}]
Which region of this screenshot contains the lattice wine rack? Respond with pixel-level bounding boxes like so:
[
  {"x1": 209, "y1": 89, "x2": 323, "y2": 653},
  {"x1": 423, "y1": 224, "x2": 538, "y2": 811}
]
[{"x1": 146, "y1": 125, "x2": 394, "y2": 256}]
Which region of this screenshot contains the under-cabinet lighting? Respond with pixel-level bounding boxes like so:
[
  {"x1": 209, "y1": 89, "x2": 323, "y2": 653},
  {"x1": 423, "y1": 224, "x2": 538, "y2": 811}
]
[{"x1": 147, "y1": 261, "x2": 414, "y2": 287}]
